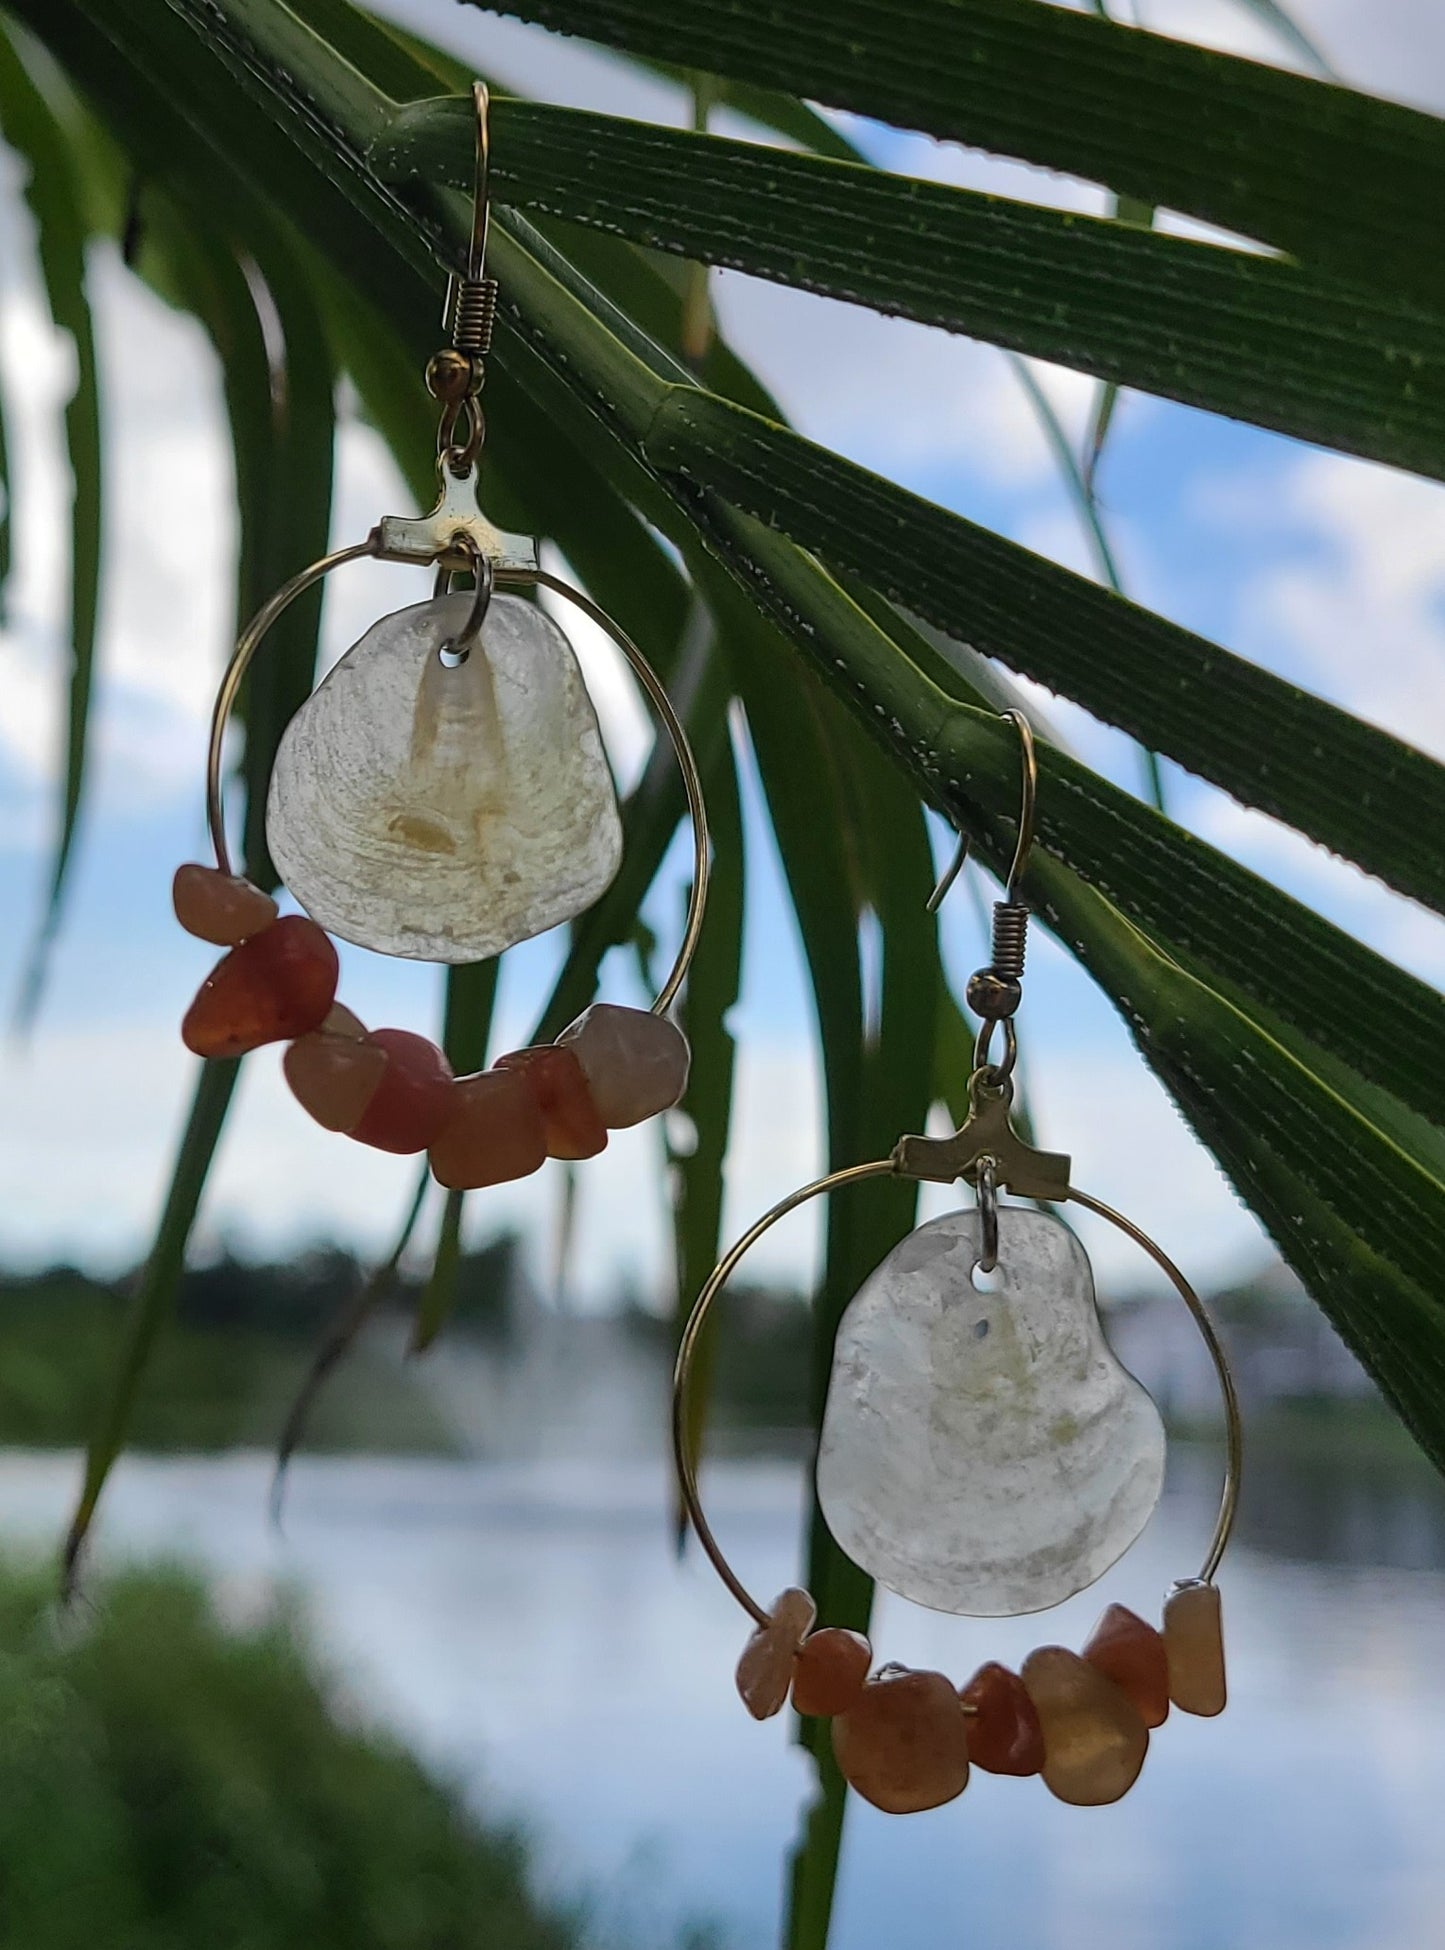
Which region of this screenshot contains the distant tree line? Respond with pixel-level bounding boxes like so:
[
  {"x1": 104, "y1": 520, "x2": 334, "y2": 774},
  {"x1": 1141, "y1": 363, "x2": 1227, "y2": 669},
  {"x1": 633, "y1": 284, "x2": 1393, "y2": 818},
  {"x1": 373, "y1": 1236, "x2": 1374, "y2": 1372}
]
[{"x1": 0, "y1": 1235, "x2": 521, "y2": 1340}]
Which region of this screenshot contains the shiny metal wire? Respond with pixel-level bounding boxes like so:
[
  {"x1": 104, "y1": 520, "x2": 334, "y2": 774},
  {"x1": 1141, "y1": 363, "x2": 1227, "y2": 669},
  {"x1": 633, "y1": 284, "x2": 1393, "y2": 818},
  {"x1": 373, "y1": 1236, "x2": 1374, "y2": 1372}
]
[
  {"x1": 927, "y1": 708, "x2": 1039, "y2": 915},
  {"x1": 510, "y1": 566, "x2": 710, "y2": 1016},
  {"x1": 975, "y1": 1155, "x2": 999, "y2": 1273},
  {"x1": 972, "y1": 1014, "x2": 1018, "y2": 1083},
  {"x1": 989, "y1": 900, "x2": 1029, "y2": 983},
  {"x1": 672, "y1": 1167, "x2": 1241, "y2": 1625},
  {"x1": 1000, "y1": 706, "x2": 1037, "y2": 903},
  {"x1": 433, "y1": 536, "x2": 494, "y2": 660},
  {"x1": 466, "y1": 80, "x2": 491, "y2": 286},
  {"x1": 671, "y1": 1161, "x2": 897, "y2": 1627},
  {"x1": 1068, "y1": 1188, "x2": 1240, "y2": 1583},
  {"x1": 205, "y1": 545, "x2": 711, "y2": 1017},
  {"x1": 206, "y1": 539, "x2": 379, "y2": 872}
]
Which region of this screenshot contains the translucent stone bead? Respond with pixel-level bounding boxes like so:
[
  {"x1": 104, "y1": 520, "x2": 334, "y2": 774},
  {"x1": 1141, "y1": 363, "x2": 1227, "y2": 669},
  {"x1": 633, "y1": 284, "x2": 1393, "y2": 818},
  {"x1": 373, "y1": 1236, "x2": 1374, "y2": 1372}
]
[
  {"x1": 791, "y1": 1629, "x2": 872, "y2": 1718},
  {"x1": 816, "y1": 1206, "x2": 1165, "y2": 1615},
  {"x1": 958, "y1": 1661, "x2": 1044, "y2": 1776},
  {"x1": 735, "y1": 1587, "x2": 816, "y2": 1720},
  {"x1": 428, "y1": 1069, "x2": 547, "y2": 1192},
  {"x1": 283, "y1": 1013, "x2": 388, "y2": 1134},
  {"x1": 1163, "y1": 1582, "x2": 1226, "y2": 1717},
  {"x1": 350, "y1": 1030, "x2": 455, "y2": 1155},
  {"x1": 266, "y1": 593, "x2": 622, "y2": 961},
  {"x1": 832, "y1": 1668, "x2": 971, "y2": 1814},
  {"x1": 172, "y1": 863, "x2": 277, "y2": 945},
  {"x1": 181, "y1": 915, "x2": 338, "y2": 1059},
  {"x1": 1082, "y1": 1603, "x2": 1170, "y2": 1728},
  {"x1": 319, "y1": 1002, "x2": 368, "y2": 1041},
  {"x1": 557, "y1": 1004, "x2": 690, "y2": 1128},
  {"x1": 494, "y1": 1046, "x2": 607, "y2": 1160},
  {"x1": 1022, "y1": 1646, "x2": 1148, "y2": 1807}
]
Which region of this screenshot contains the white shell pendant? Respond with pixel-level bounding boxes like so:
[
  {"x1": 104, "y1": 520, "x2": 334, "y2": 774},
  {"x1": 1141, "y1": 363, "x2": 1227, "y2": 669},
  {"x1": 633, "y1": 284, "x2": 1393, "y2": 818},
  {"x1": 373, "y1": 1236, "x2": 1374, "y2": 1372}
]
[
  {"x1": 266, "y1": 592, "x2": 622, "y2": 961},
  {"x1": 816, "y1": 1206, "x2": 1165, "y2": 1617}
]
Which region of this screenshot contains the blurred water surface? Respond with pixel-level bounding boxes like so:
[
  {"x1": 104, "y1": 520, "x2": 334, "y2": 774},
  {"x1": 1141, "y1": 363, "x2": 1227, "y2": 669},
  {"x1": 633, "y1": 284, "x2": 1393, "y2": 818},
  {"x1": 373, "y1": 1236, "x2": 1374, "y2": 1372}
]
[{"x1": 2, "y1": 1443, "x2": 1442, "y2": 1950}]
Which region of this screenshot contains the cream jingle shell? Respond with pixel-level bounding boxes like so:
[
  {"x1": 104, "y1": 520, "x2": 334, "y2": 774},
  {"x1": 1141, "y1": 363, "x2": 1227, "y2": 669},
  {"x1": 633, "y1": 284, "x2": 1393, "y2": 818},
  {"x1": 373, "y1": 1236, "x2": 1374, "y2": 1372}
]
[
  {"x1": 266, "y1": 592, "x2": 622, "y2": 961},
  {"x1": 816, "y1": 1205, "x2": 1165, "y2": 1616}
]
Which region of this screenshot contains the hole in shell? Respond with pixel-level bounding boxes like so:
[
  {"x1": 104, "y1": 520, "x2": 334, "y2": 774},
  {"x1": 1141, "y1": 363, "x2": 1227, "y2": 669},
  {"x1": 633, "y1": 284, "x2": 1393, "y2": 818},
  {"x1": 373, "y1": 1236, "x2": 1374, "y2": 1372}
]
[
  {"x1": 438, "y1": 638, "x2": 470, "y2": 669},
  {"x1": 970, "y1": 1260, "x2": 1005, "y2": 1294}
]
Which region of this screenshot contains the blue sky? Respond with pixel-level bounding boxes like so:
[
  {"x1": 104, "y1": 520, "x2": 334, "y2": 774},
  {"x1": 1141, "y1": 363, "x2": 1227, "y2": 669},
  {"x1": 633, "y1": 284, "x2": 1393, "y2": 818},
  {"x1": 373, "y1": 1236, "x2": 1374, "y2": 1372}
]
[{"x1": 0, "y1": 0, "x2": 1442, "y2": 1309}]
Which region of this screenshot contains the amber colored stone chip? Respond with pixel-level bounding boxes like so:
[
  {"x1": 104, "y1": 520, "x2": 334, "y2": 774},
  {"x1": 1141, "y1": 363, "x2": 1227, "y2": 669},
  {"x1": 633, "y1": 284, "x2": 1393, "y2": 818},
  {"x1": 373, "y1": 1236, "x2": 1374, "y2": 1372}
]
[
  {"x1": 320, "y1": 1002, "x2": 369, "y2": 1041},
  {"x1": 181, "y1": 915, "x2": 338, "y2": 1059},
  {"x1": 1082, "y1": 1603, "x2": 1171, "y2": 1729},
  {"x1": 735, "y1": 1587, "x2": 816, "y2": 1721},
  {"x1": 833, "y1": 1668, "x2": 970, "y2": 1814},
  {"x1": 557, "y1": 1003, "x2": 690, "y2": 1128},
  {"x1": 494, "y1": 1045, "x2": 608, "y2": 1159},
  {"x1": 792, "y1": 1629, "x2": 872, "y2": 1718},
  {"x1": 429, "y1": 1068, "x2": 547, "y2": 1190},
  {"x1": 350, "y1": 1029, "x2": 455, "y2": 1155},
  {"x1": 172, "y1": 863, "x2": 278, "y2": 946},
  {"x1": 1164, "y1": 1582, "x2": 1227, "y2": 1717},
  {"x1": 958, "y1": 1661, "x2": 1045, "y2": 1775},
  {"x1": 1022, "y1": 1646, "x2": 1148, "y2": 1807},
  {"x1": 284, "y1": 1025, "x2": 388, "y2": 1134}
]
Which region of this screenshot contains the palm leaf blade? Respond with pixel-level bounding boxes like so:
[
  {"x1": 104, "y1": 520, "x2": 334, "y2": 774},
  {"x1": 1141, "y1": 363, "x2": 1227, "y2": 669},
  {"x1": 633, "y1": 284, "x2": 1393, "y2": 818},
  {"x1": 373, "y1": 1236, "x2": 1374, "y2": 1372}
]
[
  {"x1": 0, "y1": 23, "x2": 103, "y2": 1024},
  {"x1": 379, "y1": 95, "x2": 1445, "y2": 483},
  {"x1": 480, "y1": 0, "x2": 1445, "y2": 308}
]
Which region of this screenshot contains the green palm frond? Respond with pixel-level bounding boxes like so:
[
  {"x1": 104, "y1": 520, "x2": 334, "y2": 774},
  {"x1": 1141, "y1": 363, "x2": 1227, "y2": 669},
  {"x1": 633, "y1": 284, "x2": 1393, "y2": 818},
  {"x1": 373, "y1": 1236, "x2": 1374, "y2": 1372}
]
[{"x1": 2, "y1": 5, "x2": 1442, "y2": 1944}]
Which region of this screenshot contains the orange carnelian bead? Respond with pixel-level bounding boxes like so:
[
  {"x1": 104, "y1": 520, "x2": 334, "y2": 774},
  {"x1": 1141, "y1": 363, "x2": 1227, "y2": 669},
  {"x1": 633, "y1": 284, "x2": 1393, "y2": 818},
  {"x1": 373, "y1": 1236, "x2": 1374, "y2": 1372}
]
[
  {"x1": 428, "y1": 1069, "x2": 547, "y2": 1191},
  {"x1": 283, "y1": 1012, "x2": 388, "y2": 1134},
  {"x1": 172, "y1": 863, "x2": 278, "y2": 945},
  {"x1": 1163, "y1": 1582, "x2": 1227, "y2": 1717},
  {"x1": 735, "y1": 1587, "x2": 817, "y2": 1721},
  {"x1": 494, "y1": 1045, "x2": 607, "y2": 1160},
  {"x1": 1082, "y1": 1603, "x2": 1170, "y2": 1729},
  {"x1": 832, "y1": 1668, "x2": 970, "y2": 1814},
  {"x1": 181, "y1": 915, "x2": 338, "y2": 1059},
  {"x1": 1022, "y1": 1646, "x2": 1148, "y2": 1807},
  {"x1": 350, "y1": 1029, "x2": 455, "y2": 1155},
  {"x1": 792, "y1": 1629, "x2": 872, "y2": 1718},
  {"x1": 557, "y1": 1003, "x2": 690, "y2": 1127},
  {"x1": 959, "y1": 1662, "x2": 1045, "y2": 1775}
]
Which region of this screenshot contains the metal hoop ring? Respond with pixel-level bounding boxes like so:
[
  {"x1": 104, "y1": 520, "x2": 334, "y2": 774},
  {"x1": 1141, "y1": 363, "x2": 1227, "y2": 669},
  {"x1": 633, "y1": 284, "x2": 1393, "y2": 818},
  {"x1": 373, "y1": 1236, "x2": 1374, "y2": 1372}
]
[
  {"x1": 672, "y1": 1169, "x2": 1240, "y2": 1627},
  {"x1": 205, "y1": 539, "x2": 711, "y2": 1017}
]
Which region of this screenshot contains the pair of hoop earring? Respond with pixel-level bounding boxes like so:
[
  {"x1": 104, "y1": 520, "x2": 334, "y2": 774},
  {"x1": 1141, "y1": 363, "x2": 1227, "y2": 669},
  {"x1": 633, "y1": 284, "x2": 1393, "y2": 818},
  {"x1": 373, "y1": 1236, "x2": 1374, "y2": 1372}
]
[{"x1": 171, "y1": 84, "x2": 1237, "y2": 1821}]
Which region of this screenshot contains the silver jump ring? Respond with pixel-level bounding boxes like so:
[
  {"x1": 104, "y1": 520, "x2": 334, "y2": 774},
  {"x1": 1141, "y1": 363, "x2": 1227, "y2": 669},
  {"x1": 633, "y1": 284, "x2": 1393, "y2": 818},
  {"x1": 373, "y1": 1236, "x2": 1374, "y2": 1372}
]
[
  {"x1": 976, "y1": 1154, "x2": 1000, "y2": 1273},
  {"x1": 433, "y1": 542, "x2": 493, "y2": 664}
]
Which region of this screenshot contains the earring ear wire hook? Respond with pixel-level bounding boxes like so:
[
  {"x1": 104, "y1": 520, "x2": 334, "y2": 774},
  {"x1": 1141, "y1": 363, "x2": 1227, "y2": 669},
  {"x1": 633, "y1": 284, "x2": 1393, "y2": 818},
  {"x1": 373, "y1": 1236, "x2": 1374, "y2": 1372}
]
[
  {"x1": 925, "y1": 828, "x2": 969, "y2": 914},
  {"x1": 924, "y1": 709, "x2": 1038, "y2": 917},
  {"x1": 1001, "y1": 707, "x2": 1038, "y2": 903},
  {"x1": 467, "y1": 80, "x2": 491, "y2": 284}
]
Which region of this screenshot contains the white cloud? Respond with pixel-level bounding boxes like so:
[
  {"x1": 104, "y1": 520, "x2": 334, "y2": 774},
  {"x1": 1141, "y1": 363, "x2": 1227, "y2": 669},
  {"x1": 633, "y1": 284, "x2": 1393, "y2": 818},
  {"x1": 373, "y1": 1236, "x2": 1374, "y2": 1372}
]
[{"x1": 1195, "y1": 450, "x2": 1445, "y2": 759}]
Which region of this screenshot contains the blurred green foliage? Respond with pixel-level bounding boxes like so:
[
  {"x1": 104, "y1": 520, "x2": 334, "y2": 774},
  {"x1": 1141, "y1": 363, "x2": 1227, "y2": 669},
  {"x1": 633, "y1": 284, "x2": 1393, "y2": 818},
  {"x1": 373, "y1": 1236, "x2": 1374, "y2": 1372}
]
[
  {"x1": 0, "y1": 1260, "x2": 467, "y2": 1452},
  {"x1": 0, "y1": 1561, "x2": 579, "y2": 1949}
]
